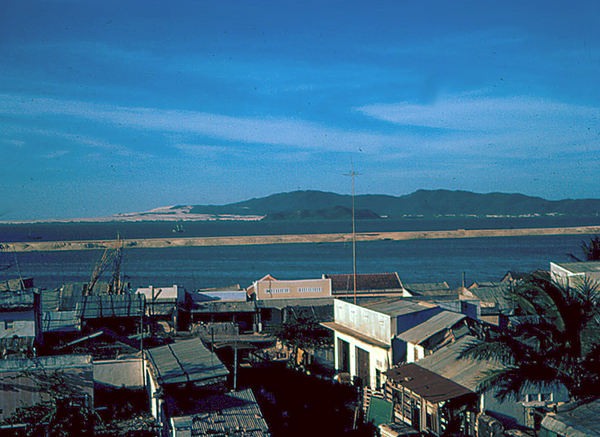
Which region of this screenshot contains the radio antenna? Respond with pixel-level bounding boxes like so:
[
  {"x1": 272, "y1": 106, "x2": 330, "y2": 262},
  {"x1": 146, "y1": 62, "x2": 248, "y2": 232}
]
[{"x1": 344, "y1": 159, "x2": 361, "y2": 304}]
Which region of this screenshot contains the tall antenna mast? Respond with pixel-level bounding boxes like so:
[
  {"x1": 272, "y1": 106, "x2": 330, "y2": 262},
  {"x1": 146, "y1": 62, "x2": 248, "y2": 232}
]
[{"x1": 345, "y1": 160, "x2": 361, "y2": 304}]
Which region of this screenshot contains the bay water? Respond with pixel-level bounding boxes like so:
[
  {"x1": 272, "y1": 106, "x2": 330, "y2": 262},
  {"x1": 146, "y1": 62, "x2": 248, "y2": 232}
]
[{"x1": 1, "y1": 216, "x2": 599, "y2": 291}]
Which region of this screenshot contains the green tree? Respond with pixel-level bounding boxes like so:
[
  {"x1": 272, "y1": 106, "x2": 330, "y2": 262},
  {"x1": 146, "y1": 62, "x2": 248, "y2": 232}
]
[
  {"x1": 460, "y1": 271, "x2": 600, "y2": 401},
  {"x1": 569, "y1": 235, "x2": 600, "y2": 261},
  {"x1": 272, "y1": 313, "x2": 331, "y2": 369}
]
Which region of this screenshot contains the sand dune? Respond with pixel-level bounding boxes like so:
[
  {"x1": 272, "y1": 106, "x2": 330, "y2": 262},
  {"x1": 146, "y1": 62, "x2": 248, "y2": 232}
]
[{"x1": 2, "y1": 225, "x2": 600, "y2": 253}]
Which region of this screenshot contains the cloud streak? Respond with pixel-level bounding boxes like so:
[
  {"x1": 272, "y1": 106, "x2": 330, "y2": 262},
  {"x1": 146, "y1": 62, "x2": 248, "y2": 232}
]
[{"x1": 0, "y1": 93, "x2": 399, "y2": 153}]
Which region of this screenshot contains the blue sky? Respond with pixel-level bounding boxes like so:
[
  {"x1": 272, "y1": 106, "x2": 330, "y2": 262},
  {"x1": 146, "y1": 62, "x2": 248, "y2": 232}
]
[{"x1": 1, "y1": 0, "x2": 600, "y2": 220}]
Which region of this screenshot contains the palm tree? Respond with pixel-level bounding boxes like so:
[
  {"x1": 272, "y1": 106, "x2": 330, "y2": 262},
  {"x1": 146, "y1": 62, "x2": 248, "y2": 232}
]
[
  {"x1": 460, "y1": 271, "x2": 600, "y2": 401},
  {"x1": 569, "y1": 235, "x2": 600, "y2": 261}
]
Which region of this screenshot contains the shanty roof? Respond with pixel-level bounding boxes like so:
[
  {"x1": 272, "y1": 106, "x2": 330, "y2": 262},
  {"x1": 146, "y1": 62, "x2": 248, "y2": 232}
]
[
  {"x1": 398, "y1": 311, "x2": 466, "y2": 345},
  {"x1": 59, "y1": 282, "x2": 115, "y2": 310},
  {"x1": 79, "y1": 294, "x2": 144, "y2": 319},
  {"x1": 552, "y1": 261, "x2": 600, "y2": 275},
  {"x1": 403, "y1": 282, "x2": 451, "y2": 296},
  {"x1": 465, "y1": 283, "x2": 513, "y2": 311},
  {"x1": 0, "y1": 290, "x2": 35, "y2": 310},
  {"x1": 191, "y1": 300, "x2": 256, "y2": 314},
  {"x1": 541, "y1": 398, "x2": 600, "y2": 437},
  {"x1": 41, "y1": 289, "x2": 61, "y2": 312},
  {"x1": 197, "y1": 291, "x2": 248, "y2": 301},
  {"x1": 146, "y1": 338, "x2": 229, "y2": 386},
  {"x1": 41, "y1": 311, "x2": 81, "y2": 333},
  {"x1": 0, "y1": 278, "x2": 34, "y2": 292},
  {"x1": 470, "y1": 281, "x2": 503, "y2": 288},
  {"x1": 171, "y1": 388, "x2": 270, "y2": 437},
  {"x1": 325, "y1": 273, "x2": 402, "y2": 294},
  {"x1": 414, "y1": 335, "x2": 500, "y2": 393},
  {"x1": 0, "y1": 354, "x2": 92, "y2": 372},
  {"x1": 357, "y1": 297, "x2": 438, "y2": 318},
  {"x1": 384, "y1": 363, "x2": 473, "y2": 403}
]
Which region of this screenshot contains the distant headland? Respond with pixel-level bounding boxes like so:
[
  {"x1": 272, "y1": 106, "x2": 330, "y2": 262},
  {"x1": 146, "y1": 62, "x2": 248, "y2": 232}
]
[{"x1": 2, "y1": 189, "x2": 600, "y2": 224}]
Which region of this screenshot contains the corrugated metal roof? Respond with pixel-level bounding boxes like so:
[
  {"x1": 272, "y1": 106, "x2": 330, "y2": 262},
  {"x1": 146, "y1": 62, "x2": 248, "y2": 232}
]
[
  {"x1": 41, "y1": 311, "x2": 81, "y2": 333},
  {"x1": 466, "y1": 284, "x2": 513, "y2": 311},
  {"x1": 403, "y1": 282, "x2": 451, "y2": 295},
  {"x1": 358, "y1": 298, "x2": 437, "y2": 317},
  {"x1": 0, "y1": 278, "x2": 34, "y2": 292},
  {"x1": 541, "y1": 398, "x2": 600, "y2": 437},
  {"x1": 59, "y1": 282, "x2": 87, "y2": 310},
  {"x1": 197, "y1": 291, "x2": 247, "y2": 301},
  {"x1": 0, "y1": 290, "x2": 35, "y2": 310},
  {"x1": 171, "y1": 388, "x2": 270, "y2": 437},
  {"x1": 147, "y1": 338, "x2": 229, "y2": 385},
  {"x1": 413, "y1": 336, "x2": 500, "y2": 393},
  {"x1": 41, "y1": 289, "x2": 60, "y2": 312},
  {"x1": 398, "y1": 311, "x2": 466, "y2": 344},
  {"x1": 192, "y1": 301, "x2": 256, "y2": 314},
  {"x1": 0, "y1": 354, "x2": 92, "y2": 372},
  {"x1": 385, "y1": 363, "x2": 473, "y2": 403},
  {"x1": 79, "y1": 294, "x2": 144, "y2": 319}
]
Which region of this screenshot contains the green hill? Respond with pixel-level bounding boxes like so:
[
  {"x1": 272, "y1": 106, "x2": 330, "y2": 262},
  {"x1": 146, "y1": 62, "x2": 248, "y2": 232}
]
[{"x1": 186, "y1": 189, "x2": 600, "y2": 220}]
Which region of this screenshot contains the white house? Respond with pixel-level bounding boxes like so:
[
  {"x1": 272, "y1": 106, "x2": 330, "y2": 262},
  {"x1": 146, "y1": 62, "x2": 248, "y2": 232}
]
[
  {"x1": 322, "y1": 298, "x2": 443, "y2": 390},
  {"x1": 550, "y1": 261, "x2": 600, "y2": 289}
]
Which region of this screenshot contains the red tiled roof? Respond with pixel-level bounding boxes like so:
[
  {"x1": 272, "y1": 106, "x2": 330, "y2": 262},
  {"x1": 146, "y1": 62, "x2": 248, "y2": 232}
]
[{"x1": 325, "y1": 273, "x2": 402, "y2": 294}]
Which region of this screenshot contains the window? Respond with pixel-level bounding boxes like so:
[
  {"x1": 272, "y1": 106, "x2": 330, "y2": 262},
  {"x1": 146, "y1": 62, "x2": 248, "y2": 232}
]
[
  {"x1": 4, "y1": 320, "x2": 13, "y2": 330},
  {"x1": 541, "y1": 393, "x2": 553, "y2": 402},
  {"x1": 298, "y1": 287, "x2": 322, "y2": 293},
  {"x1": 265, "y1": 288, "x2": 290, "y2": 294}
]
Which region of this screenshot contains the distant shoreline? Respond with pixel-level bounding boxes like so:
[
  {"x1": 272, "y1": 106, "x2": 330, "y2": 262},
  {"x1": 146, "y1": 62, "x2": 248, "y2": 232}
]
[{"x1": 2, "y1": 225, "x2": 600, "y2": 253}]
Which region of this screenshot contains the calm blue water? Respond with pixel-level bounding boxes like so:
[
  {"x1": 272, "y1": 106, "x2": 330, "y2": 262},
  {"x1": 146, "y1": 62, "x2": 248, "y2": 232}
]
[{"x1": 0, "y1": 217, "x2": 598, "y2": 291}]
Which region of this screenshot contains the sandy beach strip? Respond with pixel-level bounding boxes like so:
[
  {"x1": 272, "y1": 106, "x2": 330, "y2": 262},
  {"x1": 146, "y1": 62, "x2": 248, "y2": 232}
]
[{"x1": 2, "y1": 225, "x2": 600, "y2": 253}]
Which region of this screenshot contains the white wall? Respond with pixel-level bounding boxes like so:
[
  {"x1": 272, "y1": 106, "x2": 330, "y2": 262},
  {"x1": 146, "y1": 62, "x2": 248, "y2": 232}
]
[
  {"x1": 334, "y1": 330, "x2": 390, "y2": 390},
  {"x1": 334, "y1": 299, "x2": 391, "y2": 344},
  {"x1": 406, "y1": 343, "x2": 425, "y2": 363},
  {"x1": 94, "y1": 358, "x2": 143, "y2": 388}
]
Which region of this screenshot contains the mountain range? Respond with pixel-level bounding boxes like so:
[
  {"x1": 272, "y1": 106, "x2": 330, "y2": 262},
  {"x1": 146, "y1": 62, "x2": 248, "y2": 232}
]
[{"x1": 177, "y1": 189, "x2": 600, "y2": 220}]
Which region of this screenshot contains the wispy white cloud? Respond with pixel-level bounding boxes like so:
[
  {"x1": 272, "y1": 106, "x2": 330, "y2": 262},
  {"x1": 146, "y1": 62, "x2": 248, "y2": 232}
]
[
  {"x1": 0, "y1": 93, "x2": 398, "y2": 153},
  {"x1": 39, "y1": 150, "x2": 70, "y2": 159},
  {"x1": 171, "y1": 143, "x2": 233, "y2": 156},
  {"x1": 0, "y1": 138, "x2": 26, "y2": 148},
  {"x1": 357, "y1": 95, "x2": 600, "y2": 131},
  {"x1": 3, "y1": 92, "x2": 599, "y2": 170}
]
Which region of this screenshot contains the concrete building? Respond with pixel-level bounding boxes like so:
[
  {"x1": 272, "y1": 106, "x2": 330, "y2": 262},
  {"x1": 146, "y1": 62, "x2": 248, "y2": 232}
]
[
  {"x1": 0, "y1": 280, "x2": 41, "y2": 358},
  {"x1": 247, "y1": 274, "x2": 332, "y2": 301},
  {"x1": 136, "y1": 284, "x2": 183, "y2": 319},
  {"x1": 322, "y1": 298, "x2": 443, "y2": 389},
  {"x1": 551, "y1": 261, "x2": 600, "y2": 289}
]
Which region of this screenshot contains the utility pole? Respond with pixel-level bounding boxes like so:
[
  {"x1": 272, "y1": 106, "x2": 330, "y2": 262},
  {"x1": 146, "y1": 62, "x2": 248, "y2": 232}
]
[{"x1": 345, "y1": 160, "x2": 361, "y2": 305}]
